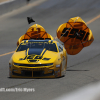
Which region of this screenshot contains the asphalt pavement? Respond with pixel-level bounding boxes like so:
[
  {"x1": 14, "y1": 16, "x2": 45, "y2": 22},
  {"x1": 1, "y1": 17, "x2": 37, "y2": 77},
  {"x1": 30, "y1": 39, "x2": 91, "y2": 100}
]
[{"x1": 0, "y1": 0, "x2": 100, "y2": 100}]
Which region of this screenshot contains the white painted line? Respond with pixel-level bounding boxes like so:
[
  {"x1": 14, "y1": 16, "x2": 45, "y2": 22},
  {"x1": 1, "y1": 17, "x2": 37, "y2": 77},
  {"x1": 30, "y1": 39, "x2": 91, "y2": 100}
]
[{"x1": 0, "y1": 0, "x2": 14, "y2": 5}]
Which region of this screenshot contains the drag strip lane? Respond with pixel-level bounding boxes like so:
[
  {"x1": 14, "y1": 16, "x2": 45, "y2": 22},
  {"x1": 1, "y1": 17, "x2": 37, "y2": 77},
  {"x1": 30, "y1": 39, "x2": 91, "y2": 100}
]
[{"x1": 0, "y1": 0, "x2": 100, "y2": 100}]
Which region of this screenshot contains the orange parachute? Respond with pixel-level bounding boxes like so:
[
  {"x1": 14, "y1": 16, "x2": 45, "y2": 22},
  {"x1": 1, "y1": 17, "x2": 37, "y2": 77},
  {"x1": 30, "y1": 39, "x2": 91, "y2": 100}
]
[
  {"x1": 57, "y1": 16, "x2": 94, "y2": 55},
  {"x1": 17, "y1": 24, "x2": 53, "y2": 45}
]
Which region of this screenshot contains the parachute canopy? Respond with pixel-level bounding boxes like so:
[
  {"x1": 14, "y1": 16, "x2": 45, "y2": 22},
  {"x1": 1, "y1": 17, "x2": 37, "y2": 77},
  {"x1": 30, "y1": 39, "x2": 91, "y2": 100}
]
[
  {"x1": 57, "y1": 16, "x2": 94, "y2": 55},
  {"x1": 25, "y1": 24, "x2": 53, "y2": 40},
  {"x1": 17, "y1": 24, "x2": 53, "y2": 45}
]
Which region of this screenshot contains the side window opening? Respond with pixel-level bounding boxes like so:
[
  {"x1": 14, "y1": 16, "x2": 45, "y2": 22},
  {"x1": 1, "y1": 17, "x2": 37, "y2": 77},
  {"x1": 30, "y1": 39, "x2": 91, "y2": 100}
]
[{"x1": 57, "y1": 43, "x2": 63, "y2": 52}]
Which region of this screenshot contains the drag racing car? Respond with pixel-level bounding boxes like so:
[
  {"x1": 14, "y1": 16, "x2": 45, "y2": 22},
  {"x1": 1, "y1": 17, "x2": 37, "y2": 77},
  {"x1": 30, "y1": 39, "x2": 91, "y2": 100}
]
[
  {"x1": 9, "y1": 17, "x2": 94, "y2": 78},
  {"x1": 9, "y1": 39, "x2": 67, "y2": 78}
]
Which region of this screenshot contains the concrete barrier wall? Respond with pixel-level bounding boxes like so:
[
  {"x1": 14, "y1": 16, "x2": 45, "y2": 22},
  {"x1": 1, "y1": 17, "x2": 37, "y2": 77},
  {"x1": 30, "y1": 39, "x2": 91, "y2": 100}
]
[
  {"x1": 0, "y1": 0, "x2": 31, "y2": 16},
  {"x1": 53, "y1": 82, "x2": 100, "y2": 100}
]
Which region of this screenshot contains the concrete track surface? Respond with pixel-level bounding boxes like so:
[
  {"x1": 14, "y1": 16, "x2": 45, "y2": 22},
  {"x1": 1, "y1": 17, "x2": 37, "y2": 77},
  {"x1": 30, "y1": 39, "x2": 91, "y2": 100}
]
[{"x1": 0, "y1": 0, "x2": 100, "y2": 100}]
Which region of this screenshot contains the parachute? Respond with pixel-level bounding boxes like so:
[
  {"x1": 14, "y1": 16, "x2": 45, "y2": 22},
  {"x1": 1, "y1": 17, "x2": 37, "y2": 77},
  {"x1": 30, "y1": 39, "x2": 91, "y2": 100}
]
[
  {"x1": 17, "y1": 24, "x2": 53, "y2": 46},
  {"x1": 57, "y1": 16, "x2": 94, "y2": 55}
]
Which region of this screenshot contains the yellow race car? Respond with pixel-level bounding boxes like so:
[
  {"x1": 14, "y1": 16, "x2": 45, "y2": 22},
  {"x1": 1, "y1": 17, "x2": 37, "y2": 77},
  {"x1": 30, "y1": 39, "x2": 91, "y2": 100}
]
[
  {"x1": 9, "y1": 39, "x2": 67, "y2": 78},
  {"x1": 9, "y1": 16, "x2": 94, "y2": 78}
]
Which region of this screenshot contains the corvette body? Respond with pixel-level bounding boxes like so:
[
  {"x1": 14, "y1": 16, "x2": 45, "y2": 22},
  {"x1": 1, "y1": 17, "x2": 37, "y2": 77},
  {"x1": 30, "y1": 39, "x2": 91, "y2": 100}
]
[{"x1": 9, "y1": 40, "x2": 67, "y2": 78}]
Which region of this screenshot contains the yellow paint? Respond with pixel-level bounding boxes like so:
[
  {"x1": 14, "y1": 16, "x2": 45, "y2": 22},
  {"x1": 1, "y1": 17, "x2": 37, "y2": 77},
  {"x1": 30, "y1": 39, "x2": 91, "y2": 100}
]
[{"x1": 9, "y1": 40, "x2": 67, "y2": 78}]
